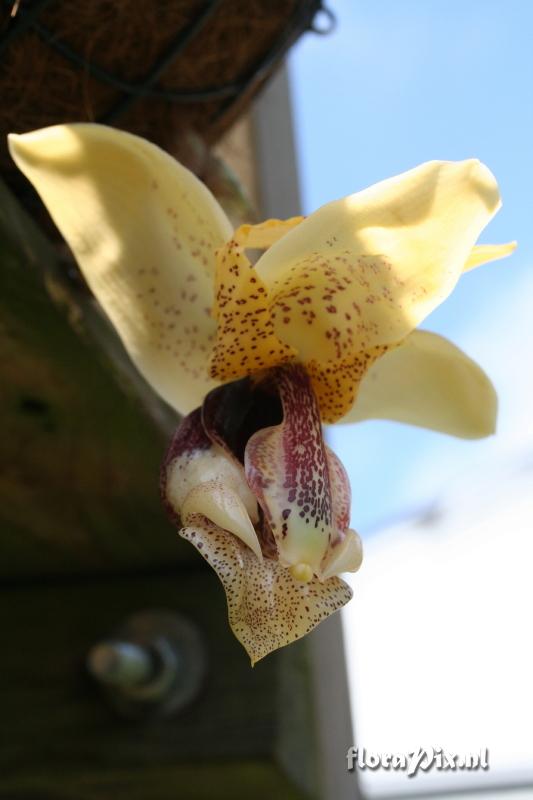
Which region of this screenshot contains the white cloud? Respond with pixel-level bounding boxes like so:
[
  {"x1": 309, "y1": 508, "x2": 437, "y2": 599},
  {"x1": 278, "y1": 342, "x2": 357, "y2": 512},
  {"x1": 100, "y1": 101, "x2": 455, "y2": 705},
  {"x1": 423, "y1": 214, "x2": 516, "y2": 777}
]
[{"x1": 342, "y1": 462, "x2": 533, "y2": 796}]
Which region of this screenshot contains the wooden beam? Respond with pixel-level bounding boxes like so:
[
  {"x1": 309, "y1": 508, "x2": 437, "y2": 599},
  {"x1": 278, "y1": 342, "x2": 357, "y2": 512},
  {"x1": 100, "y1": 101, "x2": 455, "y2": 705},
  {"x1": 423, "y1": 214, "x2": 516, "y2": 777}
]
[
  {"x1": 0, "y1": 569, "x2": 317, "y2": 798},
  {"x1": 0, "y1": 178, "x2": 195, "y2": 579}
]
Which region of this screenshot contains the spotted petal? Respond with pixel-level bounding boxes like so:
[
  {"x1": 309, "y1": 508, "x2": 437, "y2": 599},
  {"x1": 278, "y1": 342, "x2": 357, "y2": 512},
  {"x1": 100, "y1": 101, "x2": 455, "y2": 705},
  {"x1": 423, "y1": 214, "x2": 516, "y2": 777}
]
[
  {"x1": 9, "y1": 123, "x2": 233, "y2": 414},
  {"x1": 209, "y1": 224, "x2": 298, "y2": 382},
  {"x1": 255, "y1": 159, "x2": 502, "y2": 362},
  {"x1": 182, "y1": 516, "x2": 352, "y2": 664},
  {"x1": 341, "y1": 330, "x2": 497, "y2": 438},
  {"x1": 306, "y1": 345, "x2": 389, "y2": 423}
]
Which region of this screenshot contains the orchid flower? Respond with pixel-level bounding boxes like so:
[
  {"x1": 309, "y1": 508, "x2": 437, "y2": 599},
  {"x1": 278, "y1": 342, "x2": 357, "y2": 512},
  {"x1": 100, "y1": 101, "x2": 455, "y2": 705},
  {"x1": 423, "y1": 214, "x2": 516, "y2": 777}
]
[{"x1": 9, "y1": 124, "x2": 515, "y2": 663}]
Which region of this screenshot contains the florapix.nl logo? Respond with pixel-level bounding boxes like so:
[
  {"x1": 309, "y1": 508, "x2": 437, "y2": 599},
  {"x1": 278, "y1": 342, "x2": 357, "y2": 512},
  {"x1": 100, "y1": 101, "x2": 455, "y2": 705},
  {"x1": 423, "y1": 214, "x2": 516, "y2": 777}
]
[{"x1": 346, "y1": 747, "x2": 489, "y2": 777}]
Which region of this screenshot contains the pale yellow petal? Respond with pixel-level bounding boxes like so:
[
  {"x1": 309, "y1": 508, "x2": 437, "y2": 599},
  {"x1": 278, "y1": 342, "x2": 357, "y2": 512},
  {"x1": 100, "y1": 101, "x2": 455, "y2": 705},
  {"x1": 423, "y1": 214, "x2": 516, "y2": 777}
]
[
  {"x1": 9, "y1": 123, "x2": 233, "y2": 414},
  {"x1": 464, "y1": 241, "x2": 517, "y2": 272},
  {"x1": 255, "y1": 160, "x2": 501, "y2": 361},
  {"x1": 181, "y1": 516, "x2": 352, "y2": 664},
  {"x1": 341, "y1": 330, "x2": 497, "y2": 439}
]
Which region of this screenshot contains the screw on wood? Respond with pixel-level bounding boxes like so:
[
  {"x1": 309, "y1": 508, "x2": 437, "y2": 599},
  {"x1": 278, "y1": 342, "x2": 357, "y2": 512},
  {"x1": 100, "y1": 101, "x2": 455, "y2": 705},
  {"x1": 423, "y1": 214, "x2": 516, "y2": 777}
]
[
  {"x1": 87, "y1": 641, "x2": 156, "y2": 688},
  {"x1": 86, "y1": 611, "x2": 207, "y2": 720}
]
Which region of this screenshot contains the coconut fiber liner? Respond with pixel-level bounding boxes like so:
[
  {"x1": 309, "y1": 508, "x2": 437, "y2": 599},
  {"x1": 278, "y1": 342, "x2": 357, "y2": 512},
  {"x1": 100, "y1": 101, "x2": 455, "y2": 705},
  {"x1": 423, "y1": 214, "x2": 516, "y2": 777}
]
[{"x1": 0, "y1": 0, "x2": 324, "y2": 219}]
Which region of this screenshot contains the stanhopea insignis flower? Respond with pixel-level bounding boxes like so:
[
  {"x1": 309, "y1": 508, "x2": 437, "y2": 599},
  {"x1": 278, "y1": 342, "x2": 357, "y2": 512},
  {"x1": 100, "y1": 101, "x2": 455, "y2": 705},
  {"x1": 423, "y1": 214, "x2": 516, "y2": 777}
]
[{"x1": 9, "y1": 124, "x2": 515, "y2": 663}]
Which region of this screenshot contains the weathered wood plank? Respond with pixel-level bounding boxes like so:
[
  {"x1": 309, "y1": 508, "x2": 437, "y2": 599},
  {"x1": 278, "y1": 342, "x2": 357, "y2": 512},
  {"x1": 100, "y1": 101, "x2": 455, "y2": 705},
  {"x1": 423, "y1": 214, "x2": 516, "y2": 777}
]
[
  {"x1": 0, "y1": 569, "x2": 317, "y2": 799},
  {"x1": 0, "y1": 762, "x2": 303, "y2": 800},
  {"x1": 0, "y1": 178, "x2": 196, "y2": 578}
]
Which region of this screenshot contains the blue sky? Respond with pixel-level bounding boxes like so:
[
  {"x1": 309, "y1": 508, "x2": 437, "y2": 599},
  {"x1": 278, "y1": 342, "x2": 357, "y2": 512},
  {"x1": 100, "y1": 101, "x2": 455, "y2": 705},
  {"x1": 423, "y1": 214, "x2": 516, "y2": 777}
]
[{"x1": 288, "y1": 0, "x2": 532, "y2": 531}]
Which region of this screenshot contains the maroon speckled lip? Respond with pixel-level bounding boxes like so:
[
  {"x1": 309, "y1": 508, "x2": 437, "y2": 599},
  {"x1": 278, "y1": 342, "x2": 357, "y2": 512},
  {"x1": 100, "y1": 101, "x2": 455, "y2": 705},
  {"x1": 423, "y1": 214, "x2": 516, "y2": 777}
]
[
  {"x1": 160, "y1": 365, "x2": 351, "y2": 563},
  {"x1": 159, "y1": 367, "x2": 356, "y2": 663},
  {"x1": 245, "y1": 364, "x2": 334, "y2": 539}
]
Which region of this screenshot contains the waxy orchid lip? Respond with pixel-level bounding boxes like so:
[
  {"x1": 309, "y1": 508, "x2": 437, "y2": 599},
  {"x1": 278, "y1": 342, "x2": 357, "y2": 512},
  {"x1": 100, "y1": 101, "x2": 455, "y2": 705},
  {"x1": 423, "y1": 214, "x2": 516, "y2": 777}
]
[{"x1": 161, "y1": 367, "x2": 359, "y2": 662}]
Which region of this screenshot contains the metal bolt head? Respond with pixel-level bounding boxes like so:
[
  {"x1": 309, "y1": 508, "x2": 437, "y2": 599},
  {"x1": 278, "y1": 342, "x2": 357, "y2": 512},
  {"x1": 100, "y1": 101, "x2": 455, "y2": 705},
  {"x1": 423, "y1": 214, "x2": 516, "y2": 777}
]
[{"x1": 87, "y1": 610, "x2": 207, "y2": 720}]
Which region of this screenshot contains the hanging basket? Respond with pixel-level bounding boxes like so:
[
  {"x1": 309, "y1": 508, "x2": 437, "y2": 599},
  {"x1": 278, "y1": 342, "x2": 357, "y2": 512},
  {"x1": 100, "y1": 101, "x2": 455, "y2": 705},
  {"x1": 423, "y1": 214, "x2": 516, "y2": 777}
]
[{"x1": 0, "y1": 0, "x2": 331, "y2": 212}]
